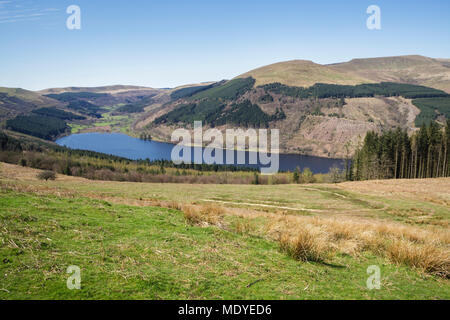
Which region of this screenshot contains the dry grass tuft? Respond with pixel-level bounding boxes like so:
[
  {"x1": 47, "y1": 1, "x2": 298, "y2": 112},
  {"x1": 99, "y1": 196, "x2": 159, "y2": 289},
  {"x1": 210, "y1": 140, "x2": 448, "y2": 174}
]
[
  {"x1": 181, "y1": 204, "x2": 225, "y2": 227},
  {"x1": 232, "y1": 219, "x2": 253, "y2": 235},
  {"x1": 166, "y1": 201, "x2": 182, "y2": 211},
  {"x1": 279, "y1": 227, "x2": 332, "y2": 263},
  {"x1": 223, "y1": 207, "x2": 449, "y2": 277},
  {"x1": 386, "y1": 240, "x2": 450, "y2": 278}
]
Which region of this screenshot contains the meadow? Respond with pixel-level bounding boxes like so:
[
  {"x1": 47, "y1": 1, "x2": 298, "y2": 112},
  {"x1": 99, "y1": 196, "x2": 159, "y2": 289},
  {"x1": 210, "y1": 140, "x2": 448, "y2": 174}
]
[{"x1": 0, "y1": 162, "x2": 449, "y2": 299}]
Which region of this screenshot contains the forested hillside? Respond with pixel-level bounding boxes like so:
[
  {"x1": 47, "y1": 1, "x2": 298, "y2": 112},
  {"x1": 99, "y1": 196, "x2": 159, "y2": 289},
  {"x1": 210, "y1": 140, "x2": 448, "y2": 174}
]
[
  {"x1": 412, "y1": 98, "x2": 450, "y2": 126},
  {"x1": 144, "y1": 74, "x2": 449, "y2": 158},
  {"x1": 5, "y1": 115, "x2": 68, "y2": 140},
  {"x1": 261, "y1": 82, "x2": 448, "y2": 99},
  {"x1": 32, "y1": 107, "x2": 86, "y2": 120}
]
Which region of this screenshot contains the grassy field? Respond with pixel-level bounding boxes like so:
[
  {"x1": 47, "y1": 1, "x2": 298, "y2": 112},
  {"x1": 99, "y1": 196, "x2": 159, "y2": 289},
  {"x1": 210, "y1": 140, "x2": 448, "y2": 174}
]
[
  {"x1": 68, "y1": 108, "x2": 135, "y2": 135},
  {"x1": 0, "y1": 163, "x2": 449, "y2": 299}
]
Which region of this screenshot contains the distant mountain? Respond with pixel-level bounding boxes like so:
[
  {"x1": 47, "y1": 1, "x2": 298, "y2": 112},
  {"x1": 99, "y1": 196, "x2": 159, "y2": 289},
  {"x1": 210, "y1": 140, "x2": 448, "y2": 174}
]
[
  {"x1": 0, "y1": 87, "x2": 59, "y2": 107},
  {"x1": 38, "y1": 85, "x2": 159, "y2": 95},
  {"x1": 0, "y1": 87, "x2": 61, "y2": 122},
  {"x1": 0, "y1": 85, "x2": 170, "y2": 140},
  {"x1": 330, "y1": 55, "x2": 450, "y2": 93},
  {"x1": 235, "y1": 55, "x2": 450, "y2": 94},
  {"x1": 236, "y1": 60, "x2": 372, "y2": 88}
]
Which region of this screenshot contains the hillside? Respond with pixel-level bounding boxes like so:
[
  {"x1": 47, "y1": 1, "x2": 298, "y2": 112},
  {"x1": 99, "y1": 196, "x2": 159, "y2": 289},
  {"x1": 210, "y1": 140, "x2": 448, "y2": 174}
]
[
  {"x1": 0, "y1": 85, "x2": 173, "y2": 139},
  {"x1": 331, "y1": 55, "x2": 450, "y2": 93},
  {"x1": 0, "y1": 87, "x2": 61, "y2": 122},
  {"x1": 0, "y1": 162, "x2": 448, "y2": 299},
  {"x1": 143, "y1": 79, "x2": 448, "y2": 158},
  {"x1": 236, "y1": 60, "x2": 372, "y2": 87},
  {"x1": 235, "y1": 56, "x2": 450, "y2": 94},
  {"x1": 137, "y1": 55, "x2": 450, "y2": 158},
  {"x1": 38, "y1": 85, "x2": 160, "y2": 95}
]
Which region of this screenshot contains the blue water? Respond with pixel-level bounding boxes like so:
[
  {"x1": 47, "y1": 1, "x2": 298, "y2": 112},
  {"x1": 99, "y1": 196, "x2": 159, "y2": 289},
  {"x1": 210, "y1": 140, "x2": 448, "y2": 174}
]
[{"x1": 56, "y1": 132, "x2": 344, "y2": 174}]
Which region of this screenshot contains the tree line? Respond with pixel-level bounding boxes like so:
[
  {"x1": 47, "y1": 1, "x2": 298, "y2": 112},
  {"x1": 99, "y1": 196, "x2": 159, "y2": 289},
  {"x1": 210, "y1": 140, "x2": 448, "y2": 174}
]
[
  {"x1": 154, "y1": 98, "x2": 285, "y2": 128},
  {"x1": 352, "y1": 121, "x2": 450, "y2": 180},
  {"x1": 261, "y1": 82, "x2": 449, "y2": 100}
]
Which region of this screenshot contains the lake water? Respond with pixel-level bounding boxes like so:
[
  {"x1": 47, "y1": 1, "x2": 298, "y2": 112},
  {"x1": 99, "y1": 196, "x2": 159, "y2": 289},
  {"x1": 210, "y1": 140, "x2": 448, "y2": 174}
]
[{"x1": 56, "y1": 132, "x2": 344, "y2": 174}]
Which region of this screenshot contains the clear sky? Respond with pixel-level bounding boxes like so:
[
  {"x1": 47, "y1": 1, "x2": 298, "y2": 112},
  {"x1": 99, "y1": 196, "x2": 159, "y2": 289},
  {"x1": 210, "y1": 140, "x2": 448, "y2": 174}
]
[{"x1": 1, "y1": 0, "x2": 449, "y2": 91}]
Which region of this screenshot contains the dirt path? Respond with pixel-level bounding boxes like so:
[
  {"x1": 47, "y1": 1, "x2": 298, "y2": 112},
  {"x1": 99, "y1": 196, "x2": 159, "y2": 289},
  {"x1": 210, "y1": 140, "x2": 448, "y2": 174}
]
[
  {"x1": 201, "y1": 199, "x2": 325, "y2": 212},
  {"x1": 300, "y1": 187, "x2": 348, "y2": 199}
]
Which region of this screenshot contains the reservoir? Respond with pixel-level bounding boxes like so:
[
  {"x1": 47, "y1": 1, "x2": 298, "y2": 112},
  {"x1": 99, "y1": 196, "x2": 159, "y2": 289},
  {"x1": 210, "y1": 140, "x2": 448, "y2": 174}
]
[{"x1": 56, "y1": 132, "x2": 344, "y2": 174}]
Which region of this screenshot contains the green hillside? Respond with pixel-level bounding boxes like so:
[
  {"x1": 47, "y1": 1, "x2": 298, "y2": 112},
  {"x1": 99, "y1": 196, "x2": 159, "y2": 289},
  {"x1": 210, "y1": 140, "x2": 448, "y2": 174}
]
[
  {"x1": 412, "y1": 97, "x2": 450, "y2": 126},
  {"x1": 32, "y1": 107, "x2": 86, "y2": 120},
  {"x1": 45, "y1": 92, "x2": 109, "y2": 102},
  {"x1": 0, "y1": 87, "x2": 59, "y2": 106},
  {"x1": 0, "y1": 87, "x2": 60, "y2": 122},
  {"x1": 154, "y1": 79, "x2": 448, "y2": 131},
  {"x1": 0, "y1": 189, "x2": 448, "y2": 300},
  {"x1": 5, "y1": 115, "x2": 68, "y2": 140},
  {"x1": 190, "y1": 78, "x2": 255, "y2": 100},
  {"x1": 170, "y1": 83, "x2": 218, "y2": 100},
  {"x1": 261, "y1": 82, "x2": 448, "y2": 99}
]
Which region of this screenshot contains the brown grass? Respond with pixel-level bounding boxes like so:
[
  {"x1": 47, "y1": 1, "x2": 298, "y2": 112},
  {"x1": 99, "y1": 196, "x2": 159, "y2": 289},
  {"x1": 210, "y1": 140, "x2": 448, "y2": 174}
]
[
  {"x1": 232, "y1": 219, "x2": 253, "y2": 235},
  {"x1": 220, "y1": 208, "x2": 449, "y2": 277},
  {"x1": 181, "y1": 204, "x2": 225, "y2": 227},
  {"x1": 336, "y1": 178, "x2": 450, "y2": 207},
  {"x1": 2, "y1": 162, "x2": 449, "y2": 277},
  {"x1": 2, "y1": 176, "x2": 448, "y2": 277},
  {"x1": 386, "y1": 240, "x2": 449, "y2": 278},
  {"x1": 279, "y1": 228, "x2": 332, "y2": 263}
]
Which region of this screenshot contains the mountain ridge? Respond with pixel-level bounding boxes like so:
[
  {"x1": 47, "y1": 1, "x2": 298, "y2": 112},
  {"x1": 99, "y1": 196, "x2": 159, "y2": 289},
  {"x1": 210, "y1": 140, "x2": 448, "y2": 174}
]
[
  {"x1": 330, "y1": 55, "x2": 450, "y2": 93},
  {"x1": 236, "y1": 59, "x2": 372, "y2": 88},
  {"x1": 2, "y1": 54, "x2": 449, "y2": 159},
  {"x1": 236, "y1": 55, "x2": 450, "y2": 93}
]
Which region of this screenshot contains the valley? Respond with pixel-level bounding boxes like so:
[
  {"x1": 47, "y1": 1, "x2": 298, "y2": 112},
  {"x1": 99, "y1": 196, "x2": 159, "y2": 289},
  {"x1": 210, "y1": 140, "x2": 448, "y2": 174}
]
[
  {"x1": 1, "y1": 55, "x2": 450, "y2": 159},
  {"x1": 1, "y1": 0, "x2": 449, "y2": 304}
]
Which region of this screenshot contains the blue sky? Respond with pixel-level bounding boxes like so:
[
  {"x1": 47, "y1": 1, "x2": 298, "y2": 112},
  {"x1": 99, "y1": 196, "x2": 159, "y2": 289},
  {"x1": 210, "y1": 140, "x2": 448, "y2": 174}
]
[{"x1": 0, "y1": 0, "x2": 449, "y2": 91}]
